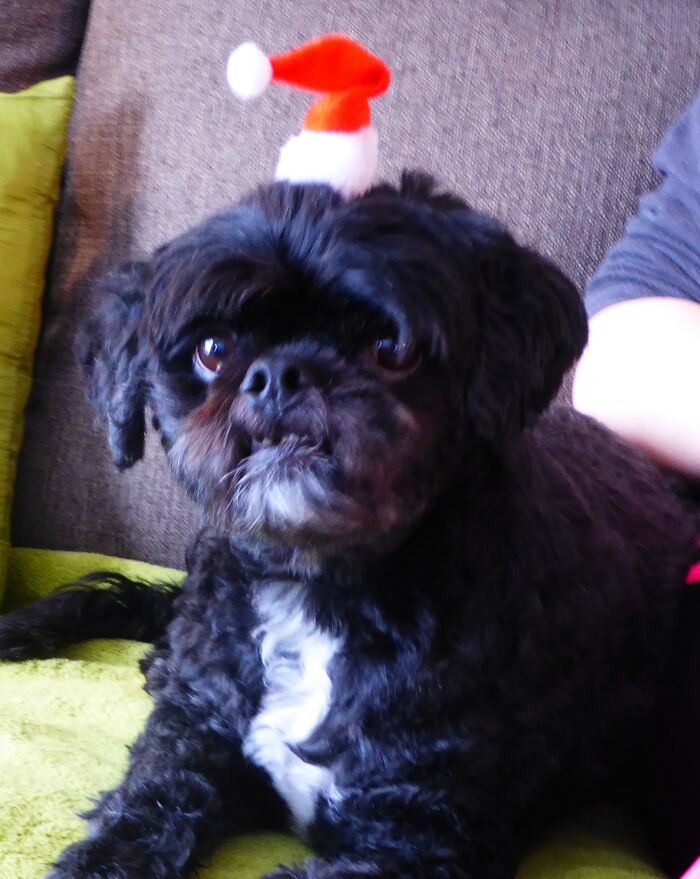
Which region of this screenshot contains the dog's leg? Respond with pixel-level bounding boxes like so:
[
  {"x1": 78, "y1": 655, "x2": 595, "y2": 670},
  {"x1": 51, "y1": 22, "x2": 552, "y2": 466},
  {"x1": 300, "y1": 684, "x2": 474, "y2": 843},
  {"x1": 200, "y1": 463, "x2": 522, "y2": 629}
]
[
  {"x1": 0, "y1": 575, "x2": 179, "y2": 659},
  {"x1": 262, "y1": 850, "x2": 511, "y2": 879},
  {"x1": 46, "y1": 698, "x2": 288, "y2": 879},
  {"x1": 263, "y1": 786, "x2": 516, "y2": 879},
  {"x1": 643, "y1": 581, "x2": 700, "y2": 877}
]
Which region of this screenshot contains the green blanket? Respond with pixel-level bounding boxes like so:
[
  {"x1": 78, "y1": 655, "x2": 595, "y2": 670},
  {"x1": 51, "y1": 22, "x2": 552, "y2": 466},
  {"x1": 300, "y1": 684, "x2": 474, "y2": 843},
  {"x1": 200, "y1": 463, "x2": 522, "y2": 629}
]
[{"x1": 0, "y1": 547, "x2": 664, "y2": 879}]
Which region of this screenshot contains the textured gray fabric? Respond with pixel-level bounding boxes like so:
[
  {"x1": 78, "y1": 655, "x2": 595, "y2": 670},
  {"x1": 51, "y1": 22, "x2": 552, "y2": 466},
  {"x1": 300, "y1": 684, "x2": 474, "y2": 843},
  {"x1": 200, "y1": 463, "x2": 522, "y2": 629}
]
[
  {"x1": 12, "y1": 0, "x2": 700, "y2": 567},
  {"x1": 0, "y1": 0, "x2": 91, "y2": 91}
]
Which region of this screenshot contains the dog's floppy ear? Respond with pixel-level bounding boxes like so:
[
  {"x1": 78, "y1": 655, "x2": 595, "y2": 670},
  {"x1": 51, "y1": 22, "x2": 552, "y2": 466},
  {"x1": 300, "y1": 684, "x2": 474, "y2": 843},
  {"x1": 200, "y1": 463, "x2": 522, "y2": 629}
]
[
  {"x1": 466, "y1": 235, "x2": 588, "y2": 444},
  {"x1": 76, "y1": 260, "x2": 150, "y2": 470}
]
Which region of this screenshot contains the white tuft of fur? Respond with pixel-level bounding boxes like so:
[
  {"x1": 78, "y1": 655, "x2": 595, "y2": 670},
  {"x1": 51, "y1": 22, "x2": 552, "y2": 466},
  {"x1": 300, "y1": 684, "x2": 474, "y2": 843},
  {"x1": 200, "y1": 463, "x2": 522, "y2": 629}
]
[
  {"x1": 227, "y1": 42, "x2": 273, "y2": 100},
  {"x1": 231, "y1": 465, "x2": 320, "y2": 533},
  {"x1": 228, "y1": 441, "x2": 341, "y2": 534},
  {"x1": 265, "y1": 478, "x2": 316, "y2": 529},
  {"x1": 275, "y1": 126, "x2": 379, "y2": 198},
  {"x1": 243, "y1": 581, "x2": 343, "y2": 834}
]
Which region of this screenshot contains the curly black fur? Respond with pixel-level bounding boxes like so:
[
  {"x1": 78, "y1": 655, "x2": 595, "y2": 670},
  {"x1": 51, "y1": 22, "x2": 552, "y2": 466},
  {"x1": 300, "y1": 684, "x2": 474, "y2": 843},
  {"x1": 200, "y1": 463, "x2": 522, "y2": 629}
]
[
  {"x1": 0, "y1": 574, "x2": 179, "y2": 660},
  {"x1": 644, "y1": 580, "x2": 700, "y2": 876},
  {"x1": 1, "y1": 173, "x2": 698, "y2": 879}
]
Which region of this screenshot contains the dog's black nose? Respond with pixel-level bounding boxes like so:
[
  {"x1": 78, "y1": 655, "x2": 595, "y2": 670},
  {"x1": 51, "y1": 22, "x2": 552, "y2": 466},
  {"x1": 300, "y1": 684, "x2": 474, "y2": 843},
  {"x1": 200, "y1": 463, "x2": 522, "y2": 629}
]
[{"x1": 241, "y1": 353, "x2": 313, "y2": 408}]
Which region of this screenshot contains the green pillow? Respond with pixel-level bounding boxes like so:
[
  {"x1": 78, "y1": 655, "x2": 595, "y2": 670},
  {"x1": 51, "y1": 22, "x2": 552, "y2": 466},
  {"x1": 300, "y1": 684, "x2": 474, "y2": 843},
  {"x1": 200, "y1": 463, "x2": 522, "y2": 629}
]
[{"x1": 0, "y1": 75, "x2": 74, "y2": 599}]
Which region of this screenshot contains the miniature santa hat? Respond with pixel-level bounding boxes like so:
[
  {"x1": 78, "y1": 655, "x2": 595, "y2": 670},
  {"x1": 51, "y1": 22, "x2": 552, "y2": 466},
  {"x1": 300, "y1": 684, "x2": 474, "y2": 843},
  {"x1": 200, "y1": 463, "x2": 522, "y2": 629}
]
[{"x1": 226, "y1": 33, "x2": 391, "y2": 198}]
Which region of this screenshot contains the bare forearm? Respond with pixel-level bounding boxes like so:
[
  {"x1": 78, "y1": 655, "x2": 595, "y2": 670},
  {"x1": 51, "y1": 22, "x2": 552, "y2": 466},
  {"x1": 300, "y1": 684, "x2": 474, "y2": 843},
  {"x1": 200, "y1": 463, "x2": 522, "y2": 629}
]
[{"x1": 573, "y1": 297, "x2": 700, "y2": 478}]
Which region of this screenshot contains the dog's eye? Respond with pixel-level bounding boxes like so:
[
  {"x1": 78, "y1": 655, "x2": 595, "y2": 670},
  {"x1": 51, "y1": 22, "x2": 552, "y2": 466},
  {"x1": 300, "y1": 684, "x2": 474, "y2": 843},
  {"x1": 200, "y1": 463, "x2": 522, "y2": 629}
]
[
  {"x1": 194, "y1": 333, "x2": 235, "y2": 381},
  {"x1": 370, "y1": 338, "x2": 421, "y2": 375}
]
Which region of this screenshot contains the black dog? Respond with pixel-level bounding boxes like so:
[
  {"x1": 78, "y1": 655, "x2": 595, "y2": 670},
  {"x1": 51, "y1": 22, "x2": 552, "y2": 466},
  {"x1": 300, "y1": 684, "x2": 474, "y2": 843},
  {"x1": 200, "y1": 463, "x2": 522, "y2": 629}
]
[{"x1": 1, "y1": 173, "x2": 697, "y2": 879}]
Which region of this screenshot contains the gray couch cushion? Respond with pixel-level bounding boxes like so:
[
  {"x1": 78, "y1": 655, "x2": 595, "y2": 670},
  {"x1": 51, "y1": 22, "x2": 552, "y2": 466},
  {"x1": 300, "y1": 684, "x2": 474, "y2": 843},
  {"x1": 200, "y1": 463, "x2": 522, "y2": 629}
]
[
  {"x1": 12, "y1": 0, "x2": 700, "y2": 567},
  {"x1": 1, "y1": 0, "x2": 91, "y2": 91}
]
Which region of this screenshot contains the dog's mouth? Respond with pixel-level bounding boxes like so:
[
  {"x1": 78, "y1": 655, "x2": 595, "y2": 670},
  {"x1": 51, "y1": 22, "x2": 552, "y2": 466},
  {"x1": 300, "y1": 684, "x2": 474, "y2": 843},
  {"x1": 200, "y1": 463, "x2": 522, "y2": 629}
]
[
  {"x1": 221, "y1": 425, "x2": 348, "y2": 542},
  {"x1": 243, "y1": 430, "x2": 331, "y2": 460}
]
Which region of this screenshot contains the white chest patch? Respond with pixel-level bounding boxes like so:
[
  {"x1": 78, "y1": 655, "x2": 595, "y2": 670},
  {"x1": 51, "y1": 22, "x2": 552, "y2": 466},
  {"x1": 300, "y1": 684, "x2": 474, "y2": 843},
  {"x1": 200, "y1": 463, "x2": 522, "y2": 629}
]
[{"x1": 243, "y1": 581, "x2": 343, "y2": 832}]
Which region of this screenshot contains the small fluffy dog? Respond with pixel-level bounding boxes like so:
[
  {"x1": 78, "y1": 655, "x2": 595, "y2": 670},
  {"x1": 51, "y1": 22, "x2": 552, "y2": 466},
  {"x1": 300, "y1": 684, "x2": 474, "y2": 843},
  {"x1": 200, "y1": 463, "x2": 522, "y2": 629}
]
[{"x1": 1, "y1": 174, "x2": 697, "y2": 879}]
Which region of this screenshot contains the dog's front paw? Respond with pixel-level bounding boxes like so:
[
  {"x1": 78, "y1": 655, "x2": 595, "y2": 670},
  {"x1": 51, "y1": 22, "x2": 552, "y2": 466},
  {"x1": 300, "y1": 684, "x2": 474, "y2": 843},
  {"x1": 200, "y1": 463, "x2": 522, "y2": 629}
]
[
  {"x1": 0, "y1": 614, "x2": 48, "y2": 661},
  {"x1": 45, "y1": 837, "x2": 162, "y2": 879},
  {"x1": 263, "y1": 869, "x2": 306, "y2": 879},
  {"x1": 263, "y1": 858, "x2": 381, "y2": 879},
  {"x1": 45, "y1": 844, "x2": 115, "y2": 879}
]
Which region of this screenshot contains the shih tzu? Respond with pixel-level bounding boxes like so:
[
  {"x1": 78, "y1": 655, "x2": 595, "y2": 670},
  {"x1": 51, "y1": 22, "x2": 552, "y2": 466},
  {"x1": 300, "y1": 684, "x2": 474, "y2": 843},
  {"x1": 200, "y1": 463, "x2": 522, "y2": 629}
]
[{"x1": 1, "y1": 173, "x2": 698, "y2": 879}]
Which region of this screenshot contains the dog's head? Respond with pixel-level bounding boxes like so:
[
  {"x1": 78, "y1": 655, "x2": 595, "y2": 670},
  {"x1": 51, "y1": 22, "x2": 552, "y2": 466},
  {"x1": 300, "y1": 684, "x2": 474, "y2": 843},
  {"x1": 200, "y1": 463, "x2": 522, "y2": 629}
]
[{"x1": 77, "y1": 173, "x2": 587, "y2": 552}]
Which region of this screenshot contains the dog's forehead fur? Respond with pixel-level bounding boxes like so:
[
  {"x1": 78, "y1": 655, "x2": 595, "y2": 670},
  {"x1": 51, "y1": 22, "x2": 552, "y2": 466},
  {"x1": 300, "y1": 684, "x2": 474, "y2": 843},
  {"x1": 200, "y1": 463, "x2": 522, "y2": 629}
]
[{"x1": 143, "y1": 177, "x2": 499, "y2": 362}]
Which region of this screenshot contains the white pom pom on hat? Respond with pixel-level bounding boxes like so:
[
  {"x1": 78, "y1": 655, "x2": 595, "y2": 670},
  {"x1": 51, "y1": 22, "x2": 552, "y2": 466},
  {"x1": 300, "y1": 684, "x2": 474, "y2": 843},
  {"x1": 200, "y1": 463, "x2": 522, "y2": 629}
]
[
  {"x1": 226, "y1": 33, "x2": 391, "y2": 198},
  {"x1": 226, "y1": 42, "x2": 273, "y2": 100}
]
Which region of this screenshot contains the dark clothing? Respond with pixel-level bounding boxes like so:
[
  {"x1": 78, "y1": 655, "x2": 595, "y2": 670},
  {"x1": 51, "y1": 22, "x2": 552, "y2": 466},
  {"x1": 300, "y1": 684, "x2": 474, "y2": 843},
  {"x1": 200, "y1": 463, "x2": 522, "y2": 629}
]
[{"x1": 586, "y1": 91, "x2": 700, "y2": 317}]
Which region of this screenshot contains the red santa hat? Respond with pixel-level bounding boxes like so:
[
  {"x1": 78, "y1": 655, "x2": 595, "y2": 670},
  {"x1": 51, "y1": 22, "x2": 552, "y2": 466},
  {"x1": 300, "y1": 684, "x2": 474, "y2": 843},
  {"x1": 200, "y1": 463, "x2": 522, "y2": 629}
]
[{"x1": 226, "y1": 34, "x2": 391, "y2": 198}]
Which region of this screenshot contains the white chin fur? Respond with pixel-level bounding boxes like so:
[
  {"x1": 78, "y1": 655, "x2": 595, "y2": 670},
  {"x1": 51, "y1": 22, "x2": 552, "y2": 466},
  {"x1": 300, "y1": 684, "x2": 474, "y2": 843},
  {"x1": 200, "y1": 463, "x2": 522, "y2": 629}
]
[
  {"x1": 233, "y1": 466, "x2": 324, "y2": 533},
  {"x1": 275, "y1": 126, "x2": 379, "y2": 198}
]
